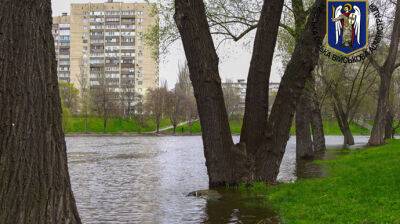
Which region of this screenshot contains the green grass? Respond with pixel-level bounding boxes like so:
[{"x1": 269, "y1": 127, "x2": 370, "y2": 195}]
[
  {"x1": 63, "y1": 116, "x2": 171, "y2": 133},
  {"x1": 167, "y1": 119, "x2": 243, "y2": 134},
  {"x1": 246, "y1": 140, "x2": 400, "y2": 223},
  {"x1": 312, "y1": 120, "x2": 370, "y2": 136},
  {"x1": 166, "y1": 119, "x2": 370, "y2": 136}
]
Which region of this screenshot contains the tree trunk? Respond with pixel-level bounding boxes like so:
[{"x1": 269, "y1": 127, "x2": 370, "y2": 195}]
[
  {"x1": 385, "y1": 110, "x2": 394, "y2": 139},
  {"x1": 369, "y1": 3, "x2": 400, "y2": 145},
  {"x1": 175, "y1": 0, "x2": 326, "y2": 184},
  {"x1": 0, "y1": 1, "x2": 81, "y2": 223},
  {"x1": 296, "y1": 94, "x2": 314, "y2": 159},
  {"x1": 330, "y1": 81, "x2": 355, "y2": 146},
  {"x1": 174, "y1": 0, "x2": 248, "y2": 186},
  {"x1": 333, "y1": 104, "x2": 355, "y2": 146},
  {"x1": 256, "y1": 0, "x2": 327, "y2": 182},
  {"x1": 369, "y1": 74, "x2": 392, "y2": 145},
  {"x1": 309, "y1": 76, "x2": 326, "y2": 151},
  {"x1": 84, "y1": 112, "x2": 88, "y2": 134},
  {"x1": 189, "y1": 120, "x2": 193, "y2": 135},
  {"x1": 296, "y1": 76, "x2": 326, "y2": 158},
  {"x1": 240, "y1": 0, "x2": 285, "y2": 160},
  {"x1": 103, "y1": 116, "x2": 107, "y2": 133},
  {"x1": 156, "y1": 119, "x2": 160, "y2": 134}
]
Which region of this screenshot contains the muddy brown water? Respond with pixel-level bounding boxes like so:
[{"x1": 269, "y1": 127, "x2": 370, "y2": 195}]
[{"x1": 66, "y1": 136, "x2": 368, "y2": 224}]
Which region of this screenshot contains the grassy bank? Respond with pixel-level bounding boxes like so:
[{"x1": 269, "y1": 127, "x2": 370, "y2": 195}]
[
  {"x1": 63, "y1": 116, "x2": 171, "y2": 133},
  {"x1": 62, "y1": 116, "x2": 370, "y2": 135},
  {"x1": 166, "y1": 119, "x2": 370, "y2": 136},
  {"x1": 247, "y1": 140, "x2": 400, "y2": 223}
]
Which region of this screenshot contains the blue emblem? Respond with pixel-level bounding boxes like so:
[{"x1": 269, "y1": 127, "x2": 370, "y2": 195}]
[{"x1": 327, "y1": 0, "x2": 368, "y2": 55}]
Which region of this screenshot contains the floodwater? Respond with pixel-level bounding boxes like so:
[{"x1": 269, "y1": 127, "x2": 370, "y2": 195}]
[{"x1": 66, "y1": 136, "x2": 369, "y2": 224}]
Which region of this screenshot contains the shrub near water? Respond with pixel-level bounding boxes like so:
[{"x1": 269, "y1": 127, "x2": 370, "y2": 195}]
[{"x1": 256, "y1": 140, "x2": 400, "y2": 223}]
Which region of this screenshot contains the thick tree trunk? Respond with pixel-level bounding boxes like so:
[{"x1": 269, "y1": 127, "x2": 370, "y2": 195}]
[
  {"x1": 369, "y1": 3, "x2": 400, "y2": 145},
  {"x1": 240, "y1": 0, "x2": 285, "y2": 158},
  {"x1": 256, "y1": 0, "x2": 326, "y2": 182},
  {"x1": 174, "y1": 0, "x2": 248, "y2": 186},
  {"x1": 175, "y1": 0, "x2": 325, "y2": 184},
  {"x1": 369, "y1": 74, "x2": 392, "y2": 145},
  {"x1": 0, "y1": 1, "x2": 81, "y2": 223},
  {"x1": 296, "y1": 94, "x2": 314, "y2": 159}
]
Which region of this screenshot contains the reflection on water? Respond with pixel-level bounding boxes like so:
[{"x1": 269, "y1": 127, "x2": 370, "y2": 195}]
[
  {"x1": 66, "y1": 136, "x2": 368, "y2": 224},
  {"x1": 203, "y1": 188, "x2": 279, "y2": 224}
]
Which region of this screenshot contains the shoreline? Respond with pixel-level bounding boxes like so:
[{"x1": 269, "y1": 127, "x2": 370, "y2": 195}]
[
  {"x1": 64, "y1": 132, "x2": 371, "y2": 137},
  {"x1": 65, "y1": 132, "x2": 204, "y2": 137}
]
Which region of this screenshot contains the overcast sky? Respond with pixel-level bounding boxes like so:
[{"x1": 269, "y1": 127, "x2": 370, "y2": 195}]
[{"x1": 51, "y1": 0, "x2": 282, "y2": 88}]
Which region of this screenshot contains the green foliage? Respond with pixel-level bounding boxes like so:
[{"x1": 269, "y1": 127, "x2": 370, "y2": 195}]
[
  {"x1": 291, "y1": 120, "x2": 370, "y2": 136},
  {"x1": 262, "y1": 140, "x2": 400, "y2": 223},
  {"x1": 143, "y1": 2, "x2": 160, "y2": 61},
  {"x1": 62, "y1": 105, "x2": 72, "y2": 131},
  {"x1": 59, "y1": 81, "x2": 80, "y2": 114},
  {"x1": 62, "y1": 117, "x2": 171, "y2": 133}
]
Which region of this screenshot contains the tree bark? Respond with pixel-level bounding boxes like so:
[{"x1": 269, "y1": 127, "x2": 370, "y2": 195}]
[
  {"x1": 369, "y1": 3, "x2": 400, "y2": 145},
  {"x1": 156, "y1": 119, "x2": 160, "y2": 134},
  {"x1": 384, "y1": 110, "x2": 394, "y2": 139},
  {"x1": 240, "y1": 0, "x2": 285, "y2": 159},
  {"x1": 309, "y1": 77, "x2": 326, "y2": 151},
  {"x1": 0, "y1": 1, "x2": 81, "y2": 223},
  {"x1": 296, "y1": 93, "x2": 314, "y2": 159},
  {"x1": 174, "y1": 0, "x2": 248, "y2": 186},
  {"x1": 329, "y1": 78, "x2": 355, "y2": 146},
  {"x1": 256, "y1": 0, "x2": 326, "y2": 182},
  {"x1": 296, "y1": 76, "x2": 326, "y2": 158},
  {"x1": 333, "y1": 104, "x2": 355, "y2": 146},
  {"x1": 175, "y1": 0, "x2": 326, "y2": 184},
  {"x1": 369, "y1": 73, "x2": 392, "y2": 145}
]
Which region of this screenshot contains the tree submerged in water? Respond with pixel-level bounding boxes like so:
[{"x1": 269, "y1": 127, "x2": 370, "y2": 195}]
[{"x1": 173, "y1": 0, "x2": 326, "y2": 186}]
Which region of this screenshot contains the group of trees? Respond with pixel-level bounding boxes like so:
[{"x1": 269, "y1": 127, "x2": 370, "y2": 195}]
[
  {"x1": 1, "y1": 0, "x2": 399, "y2": 221},
  {"x1": 60, "y1": 62, "x2": 198, "y2": 134},
  {"x1": 59, "y1": 76, "x2": 141, "y2": 132},
  {"x1": 169, "y1": 0, "x2": 400, "y2": 186},
  {"x1": 144, "y1": 64, "x2": 197, "y2": 133}
]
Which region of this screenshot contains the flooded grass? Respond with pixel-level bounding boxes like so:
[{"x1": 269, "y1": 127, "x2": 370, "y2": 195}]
[{"x1": 251, "y1": 140, "x2": 400, "y2": 223}]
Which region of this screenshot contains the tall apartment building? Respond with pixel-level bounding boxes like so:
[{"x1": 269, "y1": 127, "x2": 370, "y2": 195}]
[
  {"x1": 52, "y1": 0, "x2": 159, "y2": 102},
  {"x1": 52, "y1": 13, "x2": 71, "y2": 83}
]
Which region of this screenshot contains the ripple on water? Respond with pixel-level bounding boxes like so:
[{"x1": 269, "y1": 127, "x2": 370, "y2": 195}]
[{"x1": 66, "y1": 135, "x2": 368, "y2": 224}]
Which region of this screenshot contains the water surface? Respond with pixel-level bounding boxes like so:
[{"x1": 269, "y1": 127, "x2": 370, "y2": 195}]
[{"x1": 67, "y1": 136, "x2": 368, "y2": 224}]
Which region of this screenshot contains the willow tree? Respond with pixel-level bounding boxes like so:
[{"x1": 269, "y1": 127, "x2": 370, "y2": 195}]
[
  {"x1": 0, "y1": 0, "x2": 81, "y2": 223},
  {"x1": 174, "y1": 0, "x2": 326, "y2": 185}
]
